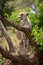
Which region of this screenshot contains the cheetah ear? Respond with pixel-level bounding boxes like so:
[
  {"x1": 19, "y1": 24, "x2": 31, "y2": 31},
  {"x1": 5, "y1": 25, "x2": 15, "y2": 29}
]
[{"x1": 26, "y1": 12, "x2": 29, "y2": 16}]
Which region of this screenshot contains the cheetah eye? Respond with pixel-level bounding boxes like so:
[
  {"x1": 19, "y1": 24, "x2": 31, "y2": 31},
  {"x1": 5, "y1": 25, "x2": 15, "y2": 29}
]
[
  {"x1": 18, "y1": 15, "x2": 21, "y2": 18},
  {"x1": 18, "y1": 14, "x2": 23, "y2": 18},
  {"x1": 21, "y1": 14, "x2": 24, "y2": 17}
]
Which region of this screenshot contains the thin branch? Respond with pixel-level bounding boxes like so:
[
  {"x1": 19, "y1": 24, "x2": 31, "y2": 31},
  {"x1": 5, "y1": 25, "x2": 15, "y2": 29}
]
[{"x1": 2, "y1": 5, "x2": 9, "y2": 15}]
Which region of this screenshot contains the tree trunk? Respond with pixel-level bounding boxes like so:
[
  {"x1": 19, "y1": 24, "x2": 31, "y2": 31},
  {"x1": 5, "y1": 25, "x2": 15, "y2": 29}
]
[{"x1": 0, "y1": 20, "x2": 15, "y2": 52}]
